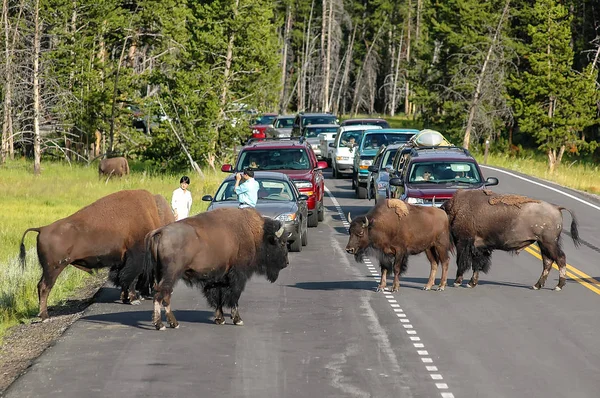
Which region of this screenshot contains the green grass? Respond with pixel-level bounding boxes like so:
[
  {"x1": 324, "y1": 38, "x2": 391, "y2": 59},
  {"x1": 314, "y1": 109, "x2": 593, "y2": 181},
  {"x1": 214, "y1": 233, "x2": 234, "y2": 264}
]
[{"x1": 0, "y1": 158, "x2": 225, "y2": 337}]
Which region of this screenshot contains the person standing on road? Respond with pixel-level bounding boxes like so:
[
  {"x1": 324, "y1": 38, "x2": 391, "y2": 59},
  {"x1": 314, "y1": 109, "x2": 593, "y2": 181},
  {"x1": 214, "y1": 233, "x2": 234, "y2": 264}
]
[
  {"x1": 172, "y1": 175, "x2": 192, "y2": 220},
  {"x1": 235, "y1": 168, "x2": 259, "y2": 208}
]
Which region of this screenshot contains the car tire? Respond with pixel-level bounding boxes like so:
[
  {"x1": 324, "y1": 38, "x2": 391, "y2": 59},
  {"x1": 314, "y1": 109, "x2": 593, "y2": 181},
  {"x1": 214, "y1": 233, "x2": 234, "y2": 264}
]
[
  {"x1": 356, "y1": 185, "x2": 367, "y2": 199},
  {"x1": 317, "y1": 200, "x2": 324, "y2": 221},
  {"x1": 289, "y1": 235, "x2": 302, "y2": 252},
  {"x1": 301, "y1": 227, "x2": 308, "y2": 246},
  {"x1": 308, "y1": 211, "x2": 318, "y2": 228},
  {"x1": 351, "y1": 176, "x2": 356, "y2": 189}
]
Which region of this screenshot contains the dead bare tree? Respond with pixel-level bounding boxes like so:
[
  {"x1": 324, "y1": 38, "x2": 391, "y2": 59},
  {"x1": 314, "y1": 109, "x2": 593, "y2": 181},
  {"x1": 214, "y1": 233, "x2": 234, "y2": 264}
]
[
  {"x1": 463, "y1": 0, "x2": 510, "y2": 149},
  {"x1": 32, "y1": 0, "x2": 41, "y2": 174},
  {"x1": 279, "y1": 4, "x2": 293, "y2": 113}
]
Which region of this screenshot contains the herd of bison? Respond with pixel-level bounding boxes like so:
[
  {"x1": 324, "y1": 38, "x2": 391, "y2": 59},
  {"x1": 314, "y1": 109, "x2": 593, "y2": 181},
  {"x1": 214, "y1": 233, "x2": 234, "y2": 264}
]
[{"x1": 19, "y1": 174, "x2": 580, "y2": 330}]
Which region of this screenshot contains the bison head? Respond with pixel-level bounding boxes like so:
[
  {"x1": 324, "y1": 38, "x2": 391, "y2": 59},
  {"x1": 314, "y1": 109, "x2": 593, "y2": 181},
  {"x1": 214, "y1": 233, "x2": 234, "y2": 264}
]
[
  {"x1": 258, "y1": 218, "x2": 289, "y2": 282},
  {"x1": 345, "y1": 213, "x2": 370, "y2": 262}
]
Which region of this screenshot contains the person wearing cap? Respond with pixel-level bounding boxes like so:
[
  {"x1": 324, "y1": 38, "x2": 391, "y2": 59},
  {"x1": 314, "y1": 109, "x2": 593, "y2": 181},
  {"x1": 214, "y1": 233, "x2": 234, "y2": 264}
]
[
  {"x1": 172, "y1": 175, "x2": 193, "y2": 220},
  {"x1": 235, "y1": 168, "x2": 260, "y2": 208}
]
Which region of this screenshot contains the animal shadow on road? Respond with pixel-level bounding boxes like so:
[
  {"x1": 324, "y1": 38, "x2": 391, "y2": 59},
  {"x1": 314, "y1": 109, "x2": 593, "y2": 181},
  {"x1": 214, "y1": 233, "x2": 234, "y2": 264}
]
[
  {"x1": 288, "y1": 280, "x2": 375, "y2": 291},
  {"x1": 81, "y1": 309, "x2": 216, "y2": 330}
]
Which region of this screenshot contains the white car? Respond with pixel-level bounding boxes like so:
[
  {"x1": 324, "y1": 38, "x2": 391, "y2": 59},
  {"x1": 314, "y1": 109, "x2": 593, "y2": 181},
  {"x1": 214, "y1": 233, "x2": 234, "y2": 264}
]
[
  {"x1": 330, "y1": 125, "x2": 383, "y2": 178},
  {"x1": 319, "y1": 132, "x2": 338, "y2": 166}
]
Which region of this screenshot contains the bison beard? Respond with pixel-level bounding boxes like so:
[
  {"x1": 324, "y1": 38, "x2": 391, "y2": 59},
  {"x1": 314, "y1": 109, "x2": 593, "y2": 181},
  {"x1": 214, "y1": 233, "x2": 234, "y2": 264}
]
[{"x1": 146, "y1": 208, "x2": 289, "y2": 331}]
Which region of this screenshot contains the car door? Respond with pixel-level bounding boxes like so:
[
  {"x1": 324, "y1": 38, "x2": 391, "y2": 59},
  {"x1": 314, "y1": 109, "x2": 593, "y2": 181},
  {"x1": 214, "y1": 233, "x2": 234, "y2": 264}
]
[{"x1": 367, "y1": 151, "x2": 382, "y2": 200}]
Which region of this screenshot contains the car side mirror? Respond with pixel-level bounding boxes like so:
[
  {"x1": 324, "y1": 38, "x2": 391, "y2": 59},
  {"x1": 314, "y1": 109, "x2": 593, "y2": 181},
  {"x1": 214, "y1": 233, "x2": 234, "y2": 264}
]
[
  {"x1": 221, "y1": 164, "x2": 233, "y2": 173},
  {"x1": 202, "y1": 195, "x2": 213, "y2": 202},
  {"x1": 316, "y1": 161, "x2": 328, "y2": 170},
  {"x1": 328, "y1": 142, "x2": 335, "y2": 148},
  {"x1": 298, "y1": 194, "x2": 309, "y2": 201},
  {"x1": 367, "y1": 165, "x2": 378, "y2": 173},
  {"x1": 389, "y1": 178, "x2": 404, "y2": 187},
  {"x1": 484, "y1": 176, "x2": 499, "y2": 186}
]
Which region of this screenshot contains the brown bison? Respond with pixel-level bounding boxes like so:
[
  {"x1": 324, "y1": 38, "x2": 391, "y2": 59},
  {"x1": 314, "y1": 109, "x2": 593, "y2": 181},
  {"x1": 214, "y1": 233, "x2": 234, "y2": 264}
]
[
  {"x1": 345, "y1": 199, "x2": 453, "y2": 292},
  {"x1": 441, "y1": 189, "x2": 580, "y2": 290},
  {"x1": 19, "y1": 190, "x2": 175, "y2": 321},
  {"x1": 144, "y1": 207, "x2": 289, "y2": 330},
  {"x1": 98, "y1": 157, "x2": 129, "y2": 178}
]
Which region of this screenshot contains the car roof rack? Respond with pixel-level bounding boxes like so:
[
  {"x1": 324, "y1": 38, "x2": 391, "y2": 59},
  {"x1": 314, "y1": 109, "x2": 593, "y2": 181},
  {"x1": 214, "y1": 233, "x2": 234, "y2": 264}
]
[
  {"x1": 408, "y1": 145, "x2": 472, "y2": 157},
  {"x1": 245, "y1": 136, "x2": 308, "y2": 146}
]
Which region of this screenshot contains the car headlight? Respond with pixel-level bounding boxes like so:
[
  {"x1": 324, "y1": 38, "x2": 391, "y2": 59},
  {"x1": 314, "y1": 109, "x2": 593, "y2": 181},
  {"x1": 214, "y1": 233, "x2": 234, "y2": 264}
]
[
  {"x1": 377, "y1": 182, "x2": 388, "y2": 190},
  {"x1": 336, "y1": 156, "x2": 349, "y2": 161},
  {"x1": 406, "y1": 197, "x2": 424, "y2": 204},
  {"x1": 312, "y1": 144, "x2": 319, "y2": 149},
  {"x1": 294, "y1": 181, "x2": 313, "y2": 189},
  {"x1": 275, "y1": 213, "x2": 297, "y2": 222},
  {"x1": 359, "y1": 159, "x2": 372, "y2": 170}
]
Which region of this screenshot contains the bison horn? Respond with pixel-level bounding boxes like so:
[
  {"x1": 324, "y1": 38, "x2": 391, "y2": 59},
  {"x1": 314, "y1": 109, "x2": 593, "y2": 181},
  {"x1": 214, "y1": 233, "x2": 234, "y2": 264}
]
[
  {"x1": 275, "y1": 225, "x2": 285, "y2": 238},
  {"x1": 347, "y1": 212, "x2": 352, "y2": 223},
  {"x1": 363, "y1": 218, "x2": 369, "y2": 228}
]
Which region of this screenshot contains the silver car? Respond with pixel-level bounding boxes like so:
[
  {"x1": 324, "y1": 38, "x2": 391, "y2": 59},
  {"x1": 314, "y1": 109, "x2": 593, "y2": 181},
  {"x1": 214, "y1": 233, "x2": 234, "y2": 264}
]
[
  {"x1": 367, "y1": 143, "x2": 403, "y2": 204},
  {"x1": 202, "y1": 171, "x2": 309, "y2": 252},
  {"x1": 265, "y1": 115, "x2": 295, "y2": 138},
  {"x1": 300, "y1": 124, "x2": 339, "y2": 160}
]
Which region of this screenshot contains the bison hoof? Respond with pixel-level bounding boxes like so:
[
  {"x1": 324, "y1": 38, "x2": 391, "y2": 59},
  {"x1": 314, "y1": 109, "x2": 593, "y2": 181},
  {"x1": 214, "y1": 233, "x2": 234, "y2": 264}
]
[
  {"x1": 436, "y1": 286, "x2": 446, "y2": 292},
  {"x1": 466, "y1": 283, "x2": 474, "y2": 288},
  {"x1": 376, "y1": 286, "x2": 386, "y2": 293},
  {"x1": 234, "y1": 320, "x2": 244, "y2": 326},
  {"x1": 215, "y1": 318, "x2": 225, "y2": 325},
  {"x1": 453, "y1": 282, "x2": 461, "y2": 287},
  {"x1": 155, "y1": 323, "x2": 166, "y2": 331},
  {"x1": 130, "y1": 299, "x2": 141, "y2": 305},
  {"x1": 422, "y1": 286, "x2": 431, "y2": 291},
  {"x1": 553, "y1": 286, "x2": 562, "y2": 291},
  {"x1": 169, "y1": 323, "x2": 179, "y2": 329},
  {"x1": 532, "y1": 285, "x2": 540, "y2": 290}
]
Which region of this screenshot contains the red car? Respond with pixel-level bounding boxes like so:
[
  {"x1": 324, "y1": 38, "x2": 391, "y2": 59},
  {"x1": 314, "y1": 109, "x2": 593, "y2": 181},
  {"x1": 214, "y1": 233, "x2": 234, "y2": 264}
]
[
  {"x1": 221, "y1": 139, "x2": 328, "y2": 227},
  {"x1": 249, "y1": 113, "x2": 278, "y2": 141}
]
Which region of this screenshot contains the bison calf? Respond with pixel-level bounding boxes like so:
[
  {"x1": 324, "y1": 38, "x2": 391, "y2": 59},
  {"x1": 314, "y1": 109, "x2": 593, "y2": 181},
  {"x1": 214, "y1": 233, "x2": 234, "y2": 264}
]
[
  {"x1": 144, "y1": 207, "x2": 290, "y2": 330},
  {"x1": 99, "y1": 157, "x2": 129, "y2": 179},
  {"x1": 19, "y1": 189, "x2": 174, "y2": 321},
  {"x1": 441, "y1": 189, "x2": 580, "y2": 290},
  {"x1": 345, "y1": 199, "x2": 453, "y2": 292}
]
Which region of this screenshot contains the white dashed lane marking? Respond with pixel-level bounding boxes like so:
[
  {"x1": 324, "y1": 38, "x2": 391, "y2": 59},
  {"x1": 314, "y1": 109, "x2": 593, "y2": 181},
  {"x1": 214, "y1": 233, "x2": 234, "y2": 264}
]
[{"x1": 325, "y1": 187, "x2": 455, "y2": 398}]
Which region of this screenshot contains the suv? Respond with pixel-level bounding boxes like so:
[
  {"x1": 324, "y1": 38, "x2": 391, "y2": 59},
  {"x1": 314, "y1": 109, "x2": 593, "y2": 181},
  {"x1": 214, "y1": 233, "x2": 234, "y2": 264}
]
[
  {"x1": 221, "y1": 139, "x2": 328, "y2": 227},
  {"x1": 329, "y1": 125, "x2": 383, "y2": 178},
  {"x1": 388, "y1": 146, "x2": 499, "y2": 207},
  {"x1": 249, "y1": 113, "x2": 278, "y2": 141},
  {"x1": 341, "y1": 118, "x2": 390, "y2": 128},
  {"x1": 291, "y1": 112, "x2": 339, "y2": 138},
  {"x1": 366, "y1": 143, "x2": 402, "y2": 204},
  {"x1": 297, "y1": 124, "x2": 339, "y2": 160},
  {"x1": 352, "y1": 128, "x2": 419, "y2": 199}
]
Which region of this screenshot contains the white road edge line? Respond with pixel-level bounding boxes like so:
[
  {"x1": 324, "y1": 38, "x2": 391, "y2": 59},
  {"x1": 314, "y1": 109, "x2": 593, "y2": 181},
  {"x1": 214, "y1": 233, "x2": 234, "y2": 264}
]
[{"x1": 325, "y1": 186, "x2": 454, "y2": 398}]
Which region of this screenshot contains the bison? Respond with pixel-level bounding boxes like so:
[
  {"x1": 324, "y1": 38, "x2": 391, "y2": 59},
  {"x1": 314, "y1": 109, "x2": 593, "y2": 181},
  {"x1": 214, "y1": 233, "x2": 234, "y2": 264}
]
[
  {"x1": 98, "y1": 157, "x2": 129, "y2": 178},
  {"x1": 441, "y1": 189, "x2": 581, "y2": 290},
  {"x1": 345, "y1": 199, "x2": 453, "y2": 292},
  {"x1": 19, "y1": 189, "x2": 175, "y2": 321},
  {"x1": 144, "y1": 207, "x2": 289, "y2": 330}
]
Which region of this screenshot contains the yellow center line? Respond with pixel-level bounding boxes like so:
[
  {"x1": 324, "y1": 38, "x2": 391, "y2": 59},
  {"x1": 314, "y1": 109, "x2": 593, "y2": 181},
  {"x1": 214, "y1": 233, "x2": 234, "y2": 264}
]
[{"x1": 524, "y1": 245, "x2": 600, "y2": 295}]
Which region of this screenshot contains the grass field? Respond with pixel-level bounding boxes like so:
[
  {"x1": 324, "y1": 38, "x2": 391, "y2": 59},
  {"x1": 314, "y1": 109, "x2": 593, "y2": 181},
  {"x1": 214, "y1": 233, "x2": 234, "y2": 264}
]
[{"x1": 0, "y1": 159, "x2": 224, "y2": 336}]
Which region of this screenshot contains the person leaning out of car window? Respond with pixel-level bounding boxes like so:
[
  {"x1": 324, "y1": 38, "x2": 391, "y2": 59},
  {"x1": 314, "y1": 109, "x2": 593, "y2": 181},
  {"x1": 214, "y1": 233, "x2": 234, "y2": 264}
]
[
  {"x1": 415, "y1": 167, "x2": 435, "y2": 181},
  {"x1": 235, "y1": 168, "x2": 259, "y2": 208}
]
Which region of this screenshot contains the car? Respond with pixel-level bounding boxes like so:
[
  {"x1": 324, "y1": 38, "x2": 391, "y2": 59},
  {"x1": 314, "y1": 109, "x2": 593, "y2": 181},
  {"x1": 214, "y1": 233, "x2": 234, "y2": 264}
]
[
  {"x1": 297, "y1": 124, "x2": 339, "y2": 160},
  {"x1": 221, "y1": 138, "x2": 328, "y2": 227},
  {"x1": 388, "y1": 143, "x2": 499, "y2": 207},
  {"x1": 319, "y1": 131, "x2": 338, "y2": 166},
  {"x1": 366, "y1": 143, "x2": 403, "y2": 204},
  {"x1": 329, "y1": 125, "x2": 383, "y2": 179},
  {"x1": 249, "y1": 113, "x2": 278, "y2": 141},
  {"x1": 352, "y1": 128, "x2": 419, "y2": 199},
  {"x1": 291, "y1": 112, "x2": 339, "y2": 138},
  {"x1": 202, "y1": 171, "x2": 309, "y2": 252},
  {"x1": 265, "y1": 115, "x2": 295, "y2": 138},
  {"x1": 341, "y1": 118, "x2": 390, "y2": 128}
]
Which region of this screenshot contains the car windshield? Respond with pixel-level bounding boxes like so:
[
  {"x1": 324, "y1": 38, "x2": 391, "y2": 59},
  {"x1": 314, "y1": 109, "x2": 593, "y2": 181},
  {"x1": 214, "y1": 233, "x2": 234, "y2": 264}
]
[
  {"x1": 408, "y1": 162, "x2": 482, "y2": 183},
  {"x1": 254, "y1": 115, "x2": 277, "y2": 125},
  {"x1": 274, "y1": 117, "x2": 294, "y2": 128},
  {"x1": 214, "y1": 178, "x2": 296, "y2": 202},
  {"x1": 338, "y1": 131, "x2": 364, "y2": 147},
  {"x1": 381, "y1": 149, "x2": 398, "y2": 169},
  {"x1": 344, "y1": 120, "x2": 390, "y2": 128},
  {"x1": 362, "y1": 133, "x2": 415, "y2": 149},
  {"x1": 303, "y1": 115, "x2": 338, "y2": 126},
  {"x1": 303, "y1": 126, "x2": 339, "y2": 138},
  {"x1": 238, "y1": 149, "x2": 311, "y2": 170}
]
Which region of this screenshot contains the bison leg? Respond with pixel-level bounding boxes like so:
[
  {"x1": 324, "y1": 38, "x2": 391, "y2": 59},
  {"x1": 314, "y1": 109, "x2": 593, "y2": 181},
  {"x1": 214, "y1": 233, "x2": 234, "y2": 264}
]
[
  {"x1": 453, "y1": 272, "x2": 464, "y2": 287},
  {"x1": 214, "y1": 288, "x2": 226, "y2": 325},
  {"x1": 436, "y1": 246, "x2": 451, "y2": 292},
  {"x1": 231, "y1": 305, "x2": 244, "y2": 326},
  {"x1": 391, "y1": 254, "x2": 408, "y2": 292},
  {"x1": 37, "y1": 263, "x2": 68, "y2": 321},
  {"x1": 377, "y1": 268, "x2": 388, "y2": 292},
  {"x1": 423, "y1": 249, "x2": 438, "y2": 291},
  {"x1": 164, "y1": 298, "x2": 179, "y2": 329},
  {"x1": 153, "y1": 288, "x2": 178, "y2": 330},
  {"x1": 152, "y1": 298, "x2": 165, "y2": 331}
]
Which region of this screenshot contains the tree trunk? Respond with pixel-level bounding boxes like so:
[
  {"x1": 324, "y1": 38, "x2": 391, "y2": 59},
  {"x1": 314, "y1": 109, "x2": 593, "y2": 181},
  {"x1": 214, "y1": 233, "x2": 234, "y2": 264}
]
[
  {"x1": 463, "y1": 0, "x2": 510, "y2": 150},
  {"x1": 335, "y1": 24, "x2": 356, "y2": 115},
  {"x1": 2, "y1": 0, "x2": 13, "y2": 163},
  {"x1": 108, "y1": 36, "x2": 129, "y2": 154},
  {"x1": 218, "y1": 0, "x2": 240, "y2": 145},
  {"x1": 323, "y1": 0, "x2": 334, "y2": 112},
  {"x1": 299, "y1": 0, "x2": 315, "y2": 111},
  {"x1": 404, "y1": 0, "x2": 412, "y2": 116},
  {"x1": 33, "y1": 0, "x2": 41, "y2": 175},
  {"x1": 352, "y1": 19, "x2": 386, "y2": 115},
  {"x1": 279, "y1": 5, "x2": 292, "y2": 113},
  {"x1": 390, "y1": 30, "x2": 404, "y2": 117}
]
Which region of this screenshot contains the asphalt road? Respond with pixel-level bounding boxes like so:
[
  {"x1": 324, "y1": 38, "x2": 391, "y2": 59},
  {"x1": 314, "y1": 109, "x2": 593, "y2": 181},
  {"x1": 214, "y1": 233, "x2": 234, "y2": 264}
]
[{"x1": 5, "y1": 166, "x2": 600, "y2": 397}]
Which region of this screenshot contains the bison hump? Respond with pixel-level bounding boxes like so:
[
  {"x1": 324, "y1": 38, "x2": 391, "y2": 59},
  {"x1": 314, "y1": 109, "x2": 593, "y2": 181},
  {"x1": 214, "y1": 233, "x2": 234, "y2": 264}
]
[
  {"x1": 386, "y1": 199, "x2": 409, "y2": 218},
  {"x1": 488, "y1": 194, "x2": 541, "y2": 208}
]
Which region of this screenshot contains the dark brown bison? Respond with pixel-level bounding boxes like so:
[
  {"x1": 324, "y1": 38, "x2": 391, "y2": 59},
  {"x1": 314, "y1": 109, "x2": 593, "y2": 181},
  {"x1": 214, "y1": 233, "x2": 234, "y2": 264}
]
[
  {"x1": 441, "y1": 189, "x2": 580, "y2": 290},
  {"x1": 345, "y1": 199, "x2": 453, "y2": 292},
  {"x1": 144, "y1": 207, "x2": 289, "y2": 330},
  {"x1": 98, "y1": 157, "x2": 129, "y2": 178},
  {"x1": 19, "y1": 190, "x2": 175, "y2": 321}
]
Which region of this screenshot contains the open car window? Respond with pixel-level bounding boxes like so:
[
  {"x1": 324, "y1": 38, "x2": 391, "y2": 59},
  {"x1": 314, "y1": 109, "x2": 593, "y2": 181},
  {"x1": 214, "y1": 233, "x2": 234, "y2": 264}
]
[
  {"x1": 408, "y1": 162, "x2": 482, "y2": 183},
  {"x1": 238, "y1": 149, "x2": 311, "y2": 171}
]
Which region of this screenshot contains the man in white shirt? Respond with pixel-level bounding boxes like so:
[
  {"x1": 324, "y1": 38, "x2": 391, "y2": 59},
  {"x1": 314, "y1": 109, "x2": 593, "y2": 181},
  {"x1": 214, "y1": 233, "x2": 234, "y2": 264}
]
[
  {"x1": 172, "y1": 176, "x2": 192, "y2": 220},
  {"x1": 235, "y1": 168, "x2": 259, "y2": 208}
]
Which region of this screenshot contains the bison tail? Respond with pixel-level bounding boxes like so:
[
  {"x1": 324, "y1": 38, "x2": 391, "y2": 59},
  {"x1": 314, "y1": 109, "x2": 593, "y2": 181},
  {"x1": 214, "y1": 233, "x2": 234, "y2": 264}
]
[
  {"x1": 19, "y1": 228, "x2": 41, "y2": 270},
  {"x1": 456, "y1": 239, "x2": 492, "y2": 274},
  {"x1": 143, "y1": 230, "x2": 161, "y2": 287},
  {"x1": 560, "y1": 208, "x2": 581, "y2": 248}
]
